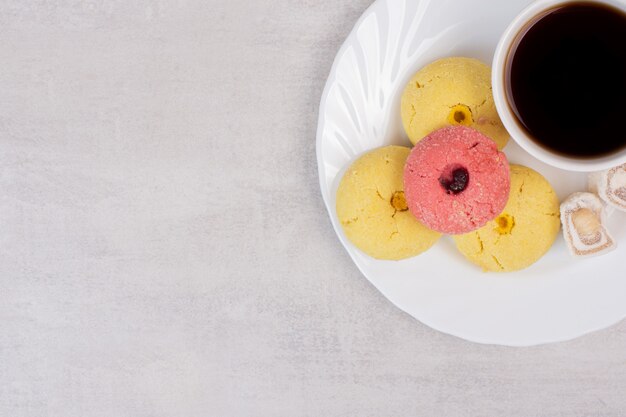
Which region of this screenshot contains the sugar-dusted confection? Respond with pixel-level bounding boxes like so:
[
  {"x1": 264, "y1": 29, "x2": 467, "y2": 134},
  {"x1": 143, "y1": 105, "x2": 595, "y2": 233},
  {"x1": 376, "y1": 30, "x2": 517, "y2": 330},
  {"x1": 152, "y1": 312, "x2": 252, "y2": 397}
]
[
  {"x1": 336, "y1": 146, "x2": 441, "y2": 260},
  {"x1": 588, "y1": 163, "x2": 626, "y2": 212},
  {"x1": 453, "y1": 165, "x2": 560, "y2": 272},
  {"x1": 403, "y1": 126, "x2": 509, "y2": 235},
  {"x1": 400, "y1": 57, "x2": 509, "y2": 149},
  {"x1": 560, "y1": 192, "x2": 616, "y2": 258}
]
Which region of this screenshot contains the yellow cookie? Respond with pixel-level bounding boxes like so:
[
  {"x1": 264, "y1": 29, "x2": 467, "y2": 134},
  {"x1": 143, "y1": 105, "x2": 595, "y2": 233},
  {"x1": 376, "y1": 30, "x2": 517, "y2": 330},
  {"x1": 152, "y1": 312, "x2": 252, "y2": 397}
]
[
  {"x1": 401, "y1": 57, "x2": 509, "y2": 149},
  {"x1": 336, "y1": 146, "x2": 441, "y2": 260},
  {"x1": 453, "y1": 165, "x2": 560, "y2": 272}
]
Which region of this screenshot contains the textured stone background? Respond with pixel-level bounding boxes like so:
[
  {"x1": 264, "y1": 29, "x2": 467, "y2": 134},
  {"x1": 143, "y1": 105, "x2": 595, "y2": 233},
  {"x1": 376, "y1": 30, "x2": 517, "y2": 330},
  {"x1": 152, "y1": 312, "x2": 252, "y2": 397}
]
[{"x1": 0, "y1": 1, "x2": 625, "y2": 416}]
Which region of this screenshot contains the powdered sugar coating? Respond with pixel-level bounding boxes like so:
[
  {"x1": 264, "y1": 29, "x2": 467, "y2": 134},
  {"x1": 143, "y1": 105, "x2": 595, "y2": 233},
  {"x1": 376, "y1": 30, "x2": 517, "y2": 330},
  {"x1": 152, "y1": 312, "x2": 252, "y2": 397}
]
[{"x1": 403, "y1": 126, "x2": 510, "y2": 234}]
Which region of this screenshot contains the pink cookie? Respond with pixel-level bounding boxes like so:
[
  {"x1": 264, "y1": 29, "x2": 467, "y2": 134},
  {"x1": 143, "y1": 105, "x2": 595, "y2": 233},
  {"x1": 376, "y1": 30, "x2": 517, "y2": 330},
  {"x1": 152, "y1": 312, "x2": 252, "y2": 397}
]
[{"x1": 403, "y1": 126, "x2": 510, "y2": 234}]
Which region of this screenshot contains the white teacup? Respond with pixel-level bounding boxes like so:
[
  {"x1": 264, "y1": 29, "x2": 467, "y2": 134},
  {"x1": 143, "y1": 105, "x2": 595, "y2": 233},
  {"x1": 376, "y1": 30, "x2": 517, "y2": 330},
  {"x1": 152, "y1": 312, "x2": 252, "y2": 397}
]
[{"x1": 492, "y1": 0, "x2": 626, "y2": 172}]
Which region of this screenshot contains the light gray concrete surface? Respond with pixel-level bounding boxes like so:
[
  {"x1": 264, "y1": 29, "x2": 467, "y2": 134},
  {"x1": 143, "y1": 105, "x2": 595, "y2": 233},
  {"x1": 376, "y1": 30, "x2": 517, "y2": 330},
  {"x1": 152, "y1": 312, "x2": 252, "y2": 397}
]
[{"x1": 0, "y1": 1, "x2": 624, "y2": 416}]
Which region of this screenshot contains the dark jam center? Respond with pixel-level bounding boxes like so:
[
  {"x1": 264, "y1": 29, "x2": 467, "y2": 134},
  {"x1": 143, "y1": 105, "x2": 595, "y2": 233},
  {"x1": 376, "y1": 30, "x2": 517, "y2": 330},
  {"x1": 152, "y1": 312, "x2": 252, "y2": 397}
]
[{"x1": 440, "y1": 167, "x2": 469, "y2": 195}]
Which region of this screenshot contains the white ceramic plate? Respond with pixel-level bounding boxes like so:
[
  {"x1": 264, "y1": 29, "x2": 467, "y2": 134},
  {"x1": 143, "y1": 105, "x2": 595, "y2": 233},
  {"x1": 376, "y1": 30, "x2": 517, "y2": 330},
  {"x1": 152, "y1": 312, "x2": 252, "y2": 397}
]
[{"x1": 316, "y1": 0, "x2": 626, "y2": 346}]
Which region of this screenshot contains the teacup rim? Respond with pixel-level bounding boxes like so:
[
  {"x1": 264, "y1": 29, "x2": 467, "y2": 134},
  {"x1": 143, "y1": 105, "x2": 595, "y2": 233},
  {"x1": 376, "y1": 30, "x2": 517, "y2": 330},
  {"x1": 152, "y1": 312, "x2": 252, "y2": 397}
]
[{"x1": 492, "y1": 0, "x2": 626, "y2": 172}]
